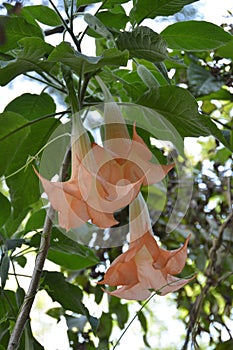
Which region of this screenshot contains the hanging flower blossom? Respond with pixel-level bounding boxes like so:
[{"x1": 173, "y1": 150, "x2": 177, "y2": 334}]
[
  {"x1": 98, "y1": 193, "x2": 194, "y2": 300},
  {"x1": 35, "y1": 115, "x2": 119, "y2": 230}
]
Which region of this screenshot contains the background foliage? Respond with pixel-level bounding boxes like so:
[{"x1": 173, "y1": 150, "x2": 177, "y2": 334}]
[{"x1": 0, "y1": 0, "x2": 232, "y2": 349}]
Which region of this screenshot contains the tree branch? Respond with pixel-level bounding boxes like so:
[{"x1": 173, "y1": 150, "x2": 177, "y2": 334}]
[
  {"x1": 182, "y1": 211, "x2": 233, "y2": 350},
  {"x1": 7, "y1": 147, "x2": 71, "y2": 350}
]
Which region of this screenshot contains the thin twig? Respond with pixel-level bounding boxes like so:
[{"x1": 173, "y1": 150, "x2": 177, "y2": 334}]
[
  {"x1": 112, "y1": 292, "x2": 157, "y2": 350},
  {"x1": 7, "y1": 147, "x2": 71, "y2": 350}
]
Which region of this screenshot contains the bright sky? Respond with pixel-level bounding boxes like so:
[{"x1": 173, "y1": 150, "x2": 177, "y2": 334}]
[{"x1": 2, "y1": 0, "x2": 233, "y2": 349}]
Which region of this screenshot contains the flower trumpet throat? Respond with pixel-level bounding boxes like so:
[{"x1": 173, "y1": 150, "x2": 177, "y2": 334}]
[{"x1": 98, "y1": 193, "x2": 195, "y2": 300}]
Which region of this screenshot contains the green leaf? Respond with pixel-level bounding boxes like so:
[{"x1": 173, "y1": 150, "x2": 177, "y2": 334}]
[
  {"x1": 0, "y1": 16, "x2": 43, "y2": 53},
  {"x1": 0, "y1": 253, "x2": 10, "y2": 289},
  {"x1": 48, "y1": 42, "x2": 129, "y2": 74},
  {"x1": 97, "y1": 10, "x2": 128, "y2": 31},
  {"x1": 41, "y1": 271, "x2": 98, "y2": 331},
  {"x1": 0, "y1": 289, "x2": 18, "y2": 346},
  {"x1": 187, "y1": 62, "x2": 224, "y2": 96},
  {"x1": 6, "y1": 168, "x2": 40, "y2": 216},
  {"x1": 117, "y1": 26, "x2": 168, "y2": 62},
  {"x1": 0, "y1": 37, "x2": 54, "y2": 86},
  {"x1": 97, "y1": 312, "x2": 112, "y2": 339},
  {"x1": 137, "y1": 310, "x2": 148, "y2": 332},
  {"x1": 41, "y1": 271, "x2": 85, "y2": 313},
  {"x1": 30, "y1": 228, "x2": 99, "y2": 270},
  {"x1": 215, "y1": 339, "x2": 233, "y2": 350},
  {"x1": 77, "y1": 0, "x2": 129, "y2": 5},
  {"x1": 0, "y1": 112, "x2": 30, "y2": 176},
  {"x1": 47, "y1": 307, "x2": 64, "y2": 321},
  {"x1": 13, "y1": 256, "x2": 27, "y2": 268},
  {"x1": 130, "y1": 0, "x2": 198, "y2": 24},
  {"x1": 198, "y1": 88, "x2": 233, "y2": 101},
  {"x1": 216, "y1": 39, "x2": 233, "y2": 60},
  {"x1": 137, "y1": 86, "x2": 232, "y2": 150},
  {"x1": 161, "y1": 21, "x2": 233, "y2": 51},
  {"x1": 4, "y1": 209, "x2": 29, "y2": 238},
  {"x1": 22, "y1": 5, "x2": 62, "y2": 26},
  {"x1": 0, "y1": 193, "x2": 11, "y2": 228},
  {"x1": 4, "y1": 93, "x2": 58, "y2": 214},
  {"x1": 24, "y1": 209, "x2": 46, "y2": 233},
  {"x1": 5, "y1": 92, "x2": 57, "y2": 121}
]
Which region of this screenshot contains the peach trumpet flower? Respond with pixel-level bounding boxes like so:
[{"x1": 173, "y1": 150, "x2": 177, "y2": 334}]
[
  {"x1": 35, "y1": 114, "x2": 119, "y2": 231},
  {"x1": 98, "y1": 193, "x2": 194, "y2": 300}
]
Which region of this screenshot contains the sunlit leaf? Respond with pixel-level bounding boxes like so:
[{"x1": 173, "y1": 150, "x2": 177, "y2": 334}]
[
  {"x1": 22, "y1": 5, "x2": 62, "y2": 26},
  {"x1": 137, "y1": 85, "x2": 232, "y2": 150},
  {"x1": 161, "y1": 21, "x2": 233, "y2": 51},
  {"x1": 130, "y1": 0, "x2": 199, "y2": 24}
]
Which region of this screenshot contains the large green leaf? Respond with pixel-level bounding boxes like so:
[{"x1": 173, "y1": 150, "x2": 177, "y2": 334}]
[
  {"x1": 6, "y1": 168, "x2": 40, "y2": 217},
  {"x1": 77, "y1": 0, "x2": 128, "y2": 5},
  {"x1": 41, "y1": 271, "x2": 85, "y2": 313},
  {"x1": 4, "y1": 93, "x2": 58, "y2": 214},
  {"x1": 187, "y1": 62, "x2": 224, "y2": 96},
  {"x1": 161, "y1": 21, "x2": 233, "y2": 51},
  {"x1": 137, "y1": 86, "x2": 232, "y2": 149},
  {"x1": 30, "y1": 228, "x2": 99, "y2": 270},
  {"x1": 41, "y1": 271, "x2": 98, "y2": 331},
  {"x1": 4, "y1": 93, "x2": 57, "y2": 172},
  {"x1": 117, "y1": 26, "x2": 168, "y2": 62},
  {"x1": 48, "y1": 42, "x2": 129, "y2": 74},
  {"x1": 97, "y1": 10, "x2": 128, "y2": 30},
  {"x1": 0, "y1": 193, "x2": 11, "y2": 228},
  {"x1": 0, "y1": 37, "x2": 54, "y2": 86},
  {"x1": 216, "y1": 39, "x2": 233, "y2": 60},
  {"x1": 5, "y1": 93, "x2": 56, "y2": 121},
  {"x1": 0, "y1": 112, "x2": 30, "y2": 176},
  {"x1": 22, "y1": 5, "x2": 62, "y2": 26},
  {"x1": 0, "y1": 16, "x2": 43, "y2": 53},
  {"x1": 130, "y1": 0, "x2": 199, "y2": 24}
]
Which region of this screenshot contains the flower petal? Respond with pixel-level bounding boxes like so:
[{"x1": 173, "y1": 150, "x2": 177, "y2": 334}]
[
  {"x1": 87, "y1": 205, "x2": 118, "y2": 228},
  {"x1": 158, "y1": 274, "x2": 195, "y2": 296},
  {"x1": 164, "y1": 235, "x2": 191, "y2": 275},
  {"x1": 35, "y1": 170, "x2": 89, "y2": 230},
  {"x1": 103, "y1": 282, "x2": 151, "y2": 301},
  {"x1": 98, "y1": 259, "x2": 138, "y2": 286}
]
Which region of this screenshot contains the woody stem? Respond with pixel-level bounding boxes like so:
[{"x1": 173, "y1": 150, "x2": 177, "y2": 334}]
[{"x1": 7, "y1": 147, "x2": 71, "y2": 350}]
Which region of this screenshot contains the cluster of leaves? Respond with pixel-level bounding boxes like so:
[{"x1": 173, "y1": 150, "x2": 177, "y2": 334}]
[{"x1": 0, "y1": 0, "x2": 232, "y2": 349}]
